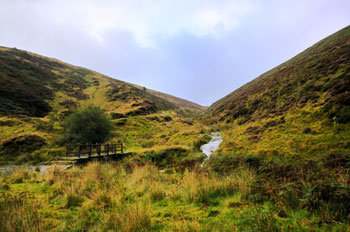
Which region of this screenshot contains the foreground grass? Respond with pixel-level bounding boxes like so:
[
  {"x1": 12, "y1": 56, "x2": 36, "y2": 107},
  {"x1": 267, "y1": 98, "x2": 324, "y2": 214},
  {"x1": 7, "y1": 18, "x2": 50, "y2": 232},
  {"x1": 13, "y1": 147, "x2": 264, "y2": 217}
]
[{"x1": 1, "y1": 161, "x2": 349, "y2": 231}]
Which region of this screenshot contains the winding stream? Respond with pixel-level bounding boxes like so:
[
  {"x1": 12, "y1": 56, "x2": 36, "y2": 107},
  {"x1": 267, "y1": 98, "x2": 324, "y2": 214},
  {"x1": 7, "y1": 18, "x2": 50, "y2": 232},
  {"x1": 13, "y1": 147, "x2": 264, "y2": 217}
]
[{"x1": 200, "y1": 132, "x2": 222, "y2": 157}]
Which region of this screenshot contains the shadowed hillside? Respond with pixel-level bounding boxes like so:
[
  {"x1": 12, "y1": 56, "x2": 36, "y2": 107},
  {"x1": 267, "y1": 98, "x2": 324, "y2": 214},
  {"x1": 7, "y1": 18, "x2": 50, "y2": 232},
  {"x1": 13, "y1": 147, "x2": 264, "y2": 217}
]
[
  {"x1": 207, "y1": 26, "x2": 350, "y2": 124},
  {"x1": 205, "y1": 26, "x2": 350, "y2": 159}
]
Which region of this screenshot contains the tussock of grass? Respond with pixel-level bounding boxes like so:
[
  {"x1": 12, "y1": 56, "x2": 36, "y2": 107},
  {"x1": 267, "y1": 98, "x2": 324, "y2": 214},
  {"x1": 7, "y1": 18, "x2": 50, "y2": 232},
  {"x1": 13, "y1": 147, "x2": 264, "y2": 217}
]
[
  {"x1": 0, "y1": 193, "x2": 47, "y2": 232},
  {"x1": 2, "y1": 160, "x2": 348, "y2": 231}
]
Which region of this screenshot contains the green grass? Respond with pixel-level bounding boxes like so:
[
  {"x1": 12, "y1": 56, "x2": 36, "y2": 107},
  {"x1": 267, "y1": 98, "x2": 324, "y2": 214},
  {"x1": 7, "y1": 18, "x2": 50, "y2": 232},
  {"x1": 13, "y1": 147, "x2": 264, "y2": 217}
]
[{"x1": 0, "y1": 161, "x2": 349, "y2": 231}]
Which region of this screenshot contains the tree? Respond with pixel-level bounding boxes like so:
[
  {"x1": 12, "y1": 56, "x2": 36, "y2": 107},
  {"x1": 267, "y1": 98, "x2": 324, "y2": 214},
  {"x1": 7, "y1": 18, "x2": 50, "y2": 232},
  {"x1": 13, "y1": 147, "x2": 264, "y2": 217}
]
[{"x1": 65, "y1": 105, "x2": 112, "y2": 144}]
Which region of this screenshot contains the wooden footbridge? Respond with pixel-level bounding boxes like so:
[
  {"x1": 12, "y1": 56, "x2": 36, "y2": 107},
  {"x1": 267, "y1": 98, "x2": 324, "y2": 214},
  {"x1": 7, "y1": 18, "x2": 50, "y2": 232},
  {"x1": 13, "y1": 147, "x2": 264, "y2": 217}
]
[{"x1": 63, "y1": 143, "x2": 129, "y2": 164}]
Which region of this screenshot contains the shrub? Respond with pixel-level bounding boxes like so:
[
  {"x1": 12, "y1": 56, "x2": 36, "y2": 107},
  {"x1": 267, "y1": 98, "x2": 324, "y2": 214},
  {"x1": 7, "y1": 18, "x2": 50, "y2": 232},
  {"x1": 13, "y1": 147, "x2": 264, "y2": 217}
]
[
  {"x1": 302, "y1": 127, "x2": 312, "y2": 134},
  {"x1": 334, "y1": 92, "x2": 350, "y2": 106},
  {"x1": 64, "y1": 105, "x2": 113, "y2": 144},
  {"x1": 332, "y1": 106, "x2": 350, "y2": 124}
]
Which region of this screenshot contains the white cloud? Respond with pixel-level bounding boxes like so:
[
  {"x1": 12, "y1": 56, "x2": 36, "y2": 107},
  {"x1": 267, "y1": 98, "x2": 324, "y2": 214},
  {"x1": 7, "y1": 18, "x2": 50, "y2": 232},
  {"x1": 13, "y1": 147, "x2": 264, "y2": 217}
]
[
  {"x1": 1, "y1": 0, "x2": 349, "y2": 105},
  {"x1": 14, "y1": 0, "x2": 254, "y2": 47}
]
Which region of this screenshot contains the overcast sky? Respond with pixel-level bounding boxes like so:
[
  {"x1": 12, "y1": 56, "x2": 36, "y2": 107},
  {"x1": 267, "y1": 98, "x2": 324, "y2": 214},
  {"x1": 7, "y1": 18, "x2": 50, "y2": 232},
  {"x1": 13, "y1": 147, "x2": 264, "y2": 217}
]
[{"x1": 1, "y1": 0, "x2": 349, "y2": 106}]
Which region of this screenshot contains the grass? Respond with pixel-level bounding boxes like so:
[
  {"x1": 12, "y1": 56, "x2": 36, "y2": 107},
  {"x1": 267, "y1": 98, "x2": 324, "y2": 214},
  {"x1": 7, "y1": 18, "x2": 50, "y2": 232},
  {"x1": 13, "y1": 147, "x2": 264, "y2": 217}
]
[
  {"x1": 212, "y1": 103, "x2": 350, "y2": 162},
  {"x1": 0, "y1": 25, "x2": 349, "y2": 232},
  {"x1": 0, "y1": 45, "x2": 207, "y2": 164},
  {"x1": 0, "y1": 160, "x2": 349, "y2": 231}
]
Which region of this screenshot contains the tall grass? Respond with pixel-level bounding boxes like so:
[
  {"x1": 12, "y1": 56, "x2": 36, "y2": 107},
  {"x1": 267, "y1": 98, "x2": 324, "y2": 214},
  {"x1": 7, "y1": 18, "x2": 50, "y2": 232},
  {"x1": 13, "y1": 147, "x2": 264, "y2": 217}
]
[
  {"x1": 0, "y1": 194, "x2": 46, "y2": 232},
  {"x1": 1, "y1": 161, "x2": 349, "y2": 231}
]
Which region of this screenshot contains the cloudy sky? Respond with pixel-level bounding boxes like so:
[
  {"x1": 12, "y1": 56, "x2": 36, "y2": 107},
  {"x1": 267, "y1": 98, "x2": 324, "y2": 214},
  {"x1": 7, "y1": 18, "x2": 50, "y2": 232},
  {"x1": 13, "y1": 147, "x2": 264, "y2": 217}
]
[{"x1": 1, "y1": 0, "x2": 349, "y2": 106}]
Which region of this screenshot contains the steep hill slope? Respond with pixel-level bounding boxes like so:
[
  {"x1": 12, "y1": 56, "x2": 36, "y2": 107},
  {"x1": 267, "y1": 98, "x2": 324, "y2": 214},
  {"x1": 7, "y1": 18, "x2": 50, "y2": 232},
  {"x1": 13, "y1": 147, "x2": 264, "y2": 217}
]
[
  {"x1": 0, "y1": 46, "x2": 208, "y2": 164},
  {"x1": 0, "y1": 46, "x2": 205, "y2": 118},
  {"x1": 206, "y1": 26, "x2": 350, "y2": 159}
]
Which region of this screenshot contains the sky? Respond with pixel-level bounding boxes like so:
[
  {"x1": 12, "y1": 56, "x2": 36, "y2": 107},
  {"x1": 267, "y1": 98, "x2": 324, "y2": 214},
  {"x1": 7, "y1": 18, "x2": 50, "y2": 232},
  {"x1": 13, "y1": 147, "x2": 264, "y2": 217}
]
[{"x1": 0, "y1": 0, "x2": 349, "y2": 106}]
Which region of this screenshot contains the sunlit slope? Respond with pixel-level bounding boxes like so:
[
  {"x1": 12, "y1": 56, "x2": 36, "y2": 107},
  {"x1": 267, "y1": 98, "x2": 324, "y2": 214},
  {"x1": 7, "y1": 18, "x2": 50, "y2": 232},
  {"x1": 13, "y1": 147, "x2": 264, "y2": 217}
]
[
  {"x1": 0, "y1": 46, "x2": 208, "y2": 163},
  {"x1": 206, "y1": 26, "x2": 350, "y2": 158}
]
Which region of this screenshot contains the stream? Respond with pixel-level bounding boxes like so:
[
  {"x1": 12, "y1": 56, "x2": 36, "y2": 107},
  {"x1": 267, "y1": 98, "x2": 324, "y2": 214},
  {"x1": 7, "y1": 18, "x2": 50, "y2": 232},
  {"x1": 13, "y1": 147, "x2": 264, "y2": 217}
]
[
  {"x1": 0, "y1": 133, "x2": 223, "y2": 172},
  {"x1": 0, "y1": 165, "x2": 50, "y2": 172},
  {"x1": 200, "y1": 132, "x2": 222, "y2": 157}
]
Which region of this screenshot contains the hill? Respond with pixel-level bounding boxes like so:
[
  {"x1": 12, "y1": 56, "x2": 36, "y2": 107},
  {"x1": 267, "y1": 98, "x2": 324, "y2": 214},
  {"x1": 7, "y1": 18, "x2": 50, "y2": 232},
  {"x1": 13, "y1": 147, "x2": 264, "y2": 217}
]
[
  {"x1": 1, "y1": 28, "x2": 350, "y2": 230},
  {"x1": 131, "y1": 84, "x2": 207, "y2": 114},
  {"x1": 200, "y1": 27, "x2": 350, "y2": 228},
  {"x1": 0, "y1": 46, "x2": 208, "y2": 164},
  {"x1": 0, "y1": 46, "x2": 204, "y2": 118},
  {"x1": 205, "y1": 26, "x2": 350, "y2": 159}
]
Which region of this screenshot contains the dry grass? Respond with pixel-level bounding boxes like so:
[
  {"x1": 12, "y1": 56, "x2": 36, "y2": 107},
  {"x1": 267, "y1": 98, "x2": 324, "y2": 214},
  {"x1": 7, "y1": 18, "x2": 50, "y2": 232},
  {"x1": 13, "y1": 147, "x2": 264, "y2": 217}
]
[{"x1": 1, "y1": 161, "x2": 349, "y2": 231}]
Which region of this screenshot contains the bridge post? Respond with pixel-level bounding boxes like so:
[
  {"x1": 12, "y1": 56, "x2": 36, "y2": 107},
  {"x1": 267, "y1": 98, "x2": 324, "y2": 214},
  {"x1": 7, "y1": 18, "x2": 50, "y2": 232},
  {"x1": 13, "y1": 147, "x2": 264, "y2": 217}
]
[
  {"x1": 65, "y1": 145, "x2": 68, "y2": 157},
  {"x1": 106, "y1": 144, "x2": 109, "y2": 155},
  {"x1": 89, "y1": 144, "x2": 92, "y2": 158},
  {"x1": 78, "y1": 144, "x2": 81, "y2": 158},
  {"x1": 121, "y1": 143, "x2": 123, "y2": 153},
  {"x1": 97, "y1": 143, "x2": 101, "y2": 156}
]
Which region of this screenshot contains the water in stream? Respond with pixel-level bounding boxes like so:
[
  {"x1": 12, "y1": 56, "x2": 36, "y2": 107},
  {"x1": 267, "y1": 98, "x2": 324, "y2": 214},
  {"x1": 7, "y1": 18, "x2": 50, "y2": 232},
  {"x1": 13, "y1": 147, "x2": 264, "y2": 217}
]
[
  {"x1": 200, "y1": 132, "x2": 222, "y2": 157},
  {"x1": 0, "y1": 165, "x2": 50, "y2": 172}
]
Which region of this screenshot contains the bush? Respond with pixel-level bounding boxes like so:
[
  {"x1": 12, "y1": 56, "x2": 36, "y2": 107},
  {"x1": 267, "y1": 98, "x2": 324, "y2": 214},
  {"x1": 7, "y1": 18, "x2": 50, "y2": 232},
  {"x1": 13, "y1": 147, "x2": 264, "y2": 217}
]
[
  {"x1": 64, "y1": 105, "x2": 112, "y2": 144},
  {"x1": 302, "y1": 127, "x2": 312, "y2": 134},
  {"x1": 332, "y1": 106, "x2": 350, "y2": 124}
]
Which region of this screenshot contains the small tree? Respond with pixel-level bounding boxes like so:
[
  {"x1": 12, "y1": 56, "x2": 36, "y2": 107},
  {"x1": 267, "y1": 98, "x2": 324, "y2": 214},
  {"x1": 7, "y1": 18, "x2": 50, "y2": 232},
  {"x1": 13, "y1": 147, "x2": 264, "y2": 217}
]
[{"x1": 65, "y1": 105, "x2": 112, "y2": 144}]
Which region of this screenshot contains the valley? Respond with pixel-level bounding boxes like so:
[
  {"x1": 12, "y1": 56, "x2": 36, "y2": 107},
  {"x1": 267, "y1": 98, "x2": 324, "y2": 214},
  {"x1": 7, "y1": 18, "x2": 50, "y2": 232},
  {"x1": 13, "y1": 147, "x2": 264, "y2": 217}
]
[{"x1": 0, "y1": 26, "x2": 350, "y2": 231}]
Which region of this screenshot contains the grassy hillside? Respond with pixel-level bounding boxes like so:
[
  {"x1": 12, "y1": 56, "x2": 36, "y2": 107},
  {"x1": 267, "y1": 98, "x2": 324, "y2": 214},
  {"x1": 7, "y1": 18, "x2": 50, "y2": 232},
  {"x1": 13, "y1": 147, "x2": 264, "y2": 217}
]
[
  {"x1": 193, "y1": 26, "x2": 350, "y2": 229},
  {"x1": 0, "y1": 46, "x2": 207, "y2": 164},
  {"x1": 1, "y1": 27, "x2": 350, "y2": 231},
  {"x1": 131, "y1": 84, "x2": 207, "y2": 114},
  {"x1": 206, "y1": 26, "x2": 350, "y2": 158}
]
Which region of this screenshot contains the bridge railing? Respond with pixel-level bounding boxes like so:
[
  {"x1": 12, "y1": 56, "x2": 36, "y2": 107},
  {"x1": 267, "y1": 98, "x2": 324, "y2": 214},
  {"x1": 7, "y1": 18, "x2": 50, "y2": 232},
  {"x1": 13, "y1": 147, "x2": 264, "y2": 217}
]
[{"x1": 65, "y1": 143, "x2": 124, "y2": 158}]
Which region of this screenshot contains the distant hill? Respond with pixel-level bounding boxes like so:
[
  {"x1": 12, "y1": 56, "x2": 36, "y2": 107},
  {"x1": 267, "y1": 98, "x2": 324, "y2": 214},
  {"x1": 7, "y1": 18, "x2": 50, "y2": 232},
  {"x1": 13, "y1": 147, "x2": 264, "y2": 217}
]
[
  {"x1": 131, "y1": 84, "x2": 207, "y2": 114},
  {"x1": 0, "y1": 46, "x2": 204, "y2": 118},
  {"x1": 205, "y1": 26, "x2": 350, "y2": 158}
]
